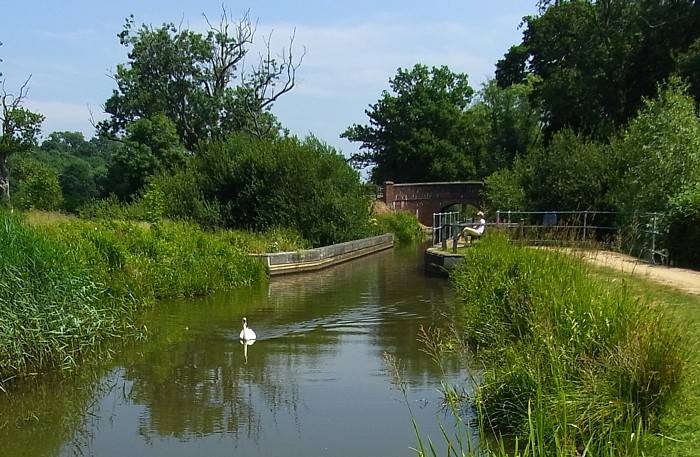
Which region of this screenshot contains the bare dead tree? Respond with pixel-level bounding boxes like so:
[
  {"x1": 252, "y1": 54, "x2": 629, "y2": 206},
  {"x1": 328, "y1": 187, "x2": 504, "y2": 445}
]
[
  {"x1": 203, "y1": 6, "x2": 305, "y2": 138},
  {"x1": 240, "y1": 28, "x2": 306, "y2": 137},
  {"x1": 203, "y1": 7, "x2": 256, "y2": 97},
  {"x1": 0, "y1": 75, "x2": 44, "y2": 204}
]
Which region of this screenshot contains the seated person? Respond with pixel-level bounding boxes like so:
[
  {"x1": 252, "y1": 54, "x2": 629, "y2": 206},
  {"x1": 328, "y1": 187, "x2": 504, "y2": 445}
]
[{"x1": 462, "y1": 211, "x2": 486, "y2": 240}]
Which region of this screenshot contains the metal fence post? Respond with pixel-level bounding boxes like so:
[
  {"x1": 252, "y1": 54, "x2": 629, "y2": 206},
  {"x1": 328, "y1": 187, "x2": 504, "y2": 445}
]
[
  {"x1": 583, "y1": 210, "x2": 588, "y2": 241},
  {"x1": 496, "y1": 210, "x2": 500, "y2": 226},
  {"x1": 652, "y1": 213, "x2": 657, "y2": 257}
]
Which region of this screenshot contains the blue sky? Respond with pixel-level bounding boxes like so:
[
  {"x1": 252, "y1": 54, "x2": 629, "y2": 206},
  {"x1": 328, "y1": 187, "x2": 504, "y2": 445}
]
[{"x1": 1, "y1": 1, "x2": 537, "y2": 156}]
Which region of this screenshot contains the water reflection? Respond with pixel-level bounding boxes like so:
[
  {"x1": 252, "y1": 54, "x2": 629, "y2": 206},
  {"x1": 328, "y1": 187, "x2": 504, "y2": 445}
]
[
  {"x1": 241, "y1": 340, "x2": 255, "y2": 364},
  {"x1": 1, "y1": 244, "x2": 474, "y2": 457}
]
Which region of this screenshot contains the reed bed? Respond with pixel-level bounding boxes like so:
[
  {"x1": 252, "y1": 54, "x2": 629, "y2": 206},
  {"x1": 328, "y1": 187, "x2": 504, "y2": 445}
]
[
  {"x1": 0, "y1": 211, "x2": 303, "y2": 386},
  {"x1": 416, "y1": 233, "x2": 685, "y2": 456}
]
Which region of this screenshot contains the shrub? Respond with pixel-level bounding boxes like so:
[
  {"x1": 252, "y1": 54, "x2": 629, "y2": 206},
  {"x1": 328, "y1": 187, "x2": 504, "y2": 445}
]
[
  {"x1": 151, "y1": 134, "x2": 375, "y2": 246},
  {"x1": 12, "y1": 158, "x2": 64, "y2": 211},
  {"x1": 371, "y1": 212, "x2": 424, "y2": 244},
  {"x1": 667, "y1": 182, "x2": 700, "y2": 268}
]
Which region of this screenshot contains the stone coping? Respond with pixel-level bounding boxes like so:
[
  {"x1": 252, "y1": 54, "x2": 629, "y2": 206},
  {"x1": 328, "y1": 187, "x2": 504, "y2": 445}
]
[{"x1": 251, "y1": 234, "x2": 394, "y2": 276}]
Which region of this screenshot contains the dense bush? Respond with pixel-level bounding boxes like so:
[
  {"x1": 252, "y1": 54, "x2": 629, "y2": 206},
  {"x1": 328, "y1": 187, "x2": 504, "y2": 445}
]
[
  {"x1": 609, "y1": 79, "x2": 700, "y2": 214},
  {"x1": 667, "y1": 183, "x2": 700, "y2": 269},
  {"x1": 451, "y1": 234, "x2": 684, "y2": 454},
  {"x1": 371, "y1": 212, "x2": 424, "y2": 244},
  {"x1": 149, "y1": 134, "x2": 375, "y2": 246},
  {"x1": 12, "y1": 158, "x2": 64, "y2": 211}
]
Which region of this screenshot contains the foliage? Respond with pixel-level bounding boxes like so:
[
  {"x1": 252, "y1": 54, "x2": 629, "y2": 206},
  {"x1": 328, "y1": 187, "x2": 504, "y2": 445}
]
[
  {"x1": 371, "y1": 212, "x2": 424, "y2": 244},
  {"x1": 100, "y1": 10, "x2": 300, "y2": 148},
  {"x1": 0, "y1": 78, "x2": 44, "y2": 203},
  {"x1": 667, "y1": 182, "x2": 700, "y2": 268},
  {"x1": 78, "y1": 194, "x2": 164, "y2": 223},
  {"x1": 0, "y1": 211, "x2": 283, "y2": 383},
  {"x1": 482, "y1": 166, "x2": 525, "y2": 212},
  {"x1": 16, "y1": 132, "x2": 115, "y2": 212},
  {"x1": 105, "y1": 113, "x2": 187, "y2": 199},
  {"x1": 59, "y1": 160, "x2": 99, "y2": 212},
  {"x1": 44, "y1": 219, "x2": 267, "y2": 299},
  {"x1": 678, "y1": 37, "x2": 700, "y2": 101},
  {"x1": 343, "y1": 64, "x2": 477, "y2": 184},
  {"x1": 0, "y1": 210, "x2": 139, "y2": 382},
  {"x1": 520, "y1": 129, "x2": 612, "y2": 211},
  {"x1": 475, "y1": 79, "x2": 542, "y2": 176},
  {"x1": 496, "y1": 0, "x2": 700, "y2": 138},
  {"x1": 449, "y1": 234, "x2": 684, "y2": 455},
  {"x1": 12, "y1": 158, "x2": 63, "y2": 210},
  {"x1": 150, "y1": 134, "x2": 375, "y2": 247},
  {"x1": 609, "y1": 79, "x2": 700, "y2": 213}
]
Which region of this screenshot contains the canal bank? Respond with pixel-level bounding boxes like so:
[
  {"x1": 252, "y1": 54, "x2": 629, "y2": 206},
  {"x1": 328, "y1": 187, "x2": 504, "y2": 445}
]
[{"x1": 0, "y1": 242, "x2": 472, "y2": 457}]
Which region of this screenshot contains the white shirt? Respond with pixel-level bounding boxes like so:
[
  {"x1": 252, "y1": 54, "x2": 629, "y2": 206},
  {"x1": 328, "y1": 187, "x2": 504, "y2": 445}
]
[{"x1": 475, "y1": 218, "x2": 486, "y2": 235}]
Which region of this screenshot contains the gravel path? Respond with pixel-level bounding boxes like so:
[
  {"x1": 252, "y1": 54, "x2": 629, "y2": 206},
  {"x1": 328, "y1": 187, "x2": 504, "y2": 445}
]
[{"x1": 568, "y1": 249, "x2": 700, "y2": 295}]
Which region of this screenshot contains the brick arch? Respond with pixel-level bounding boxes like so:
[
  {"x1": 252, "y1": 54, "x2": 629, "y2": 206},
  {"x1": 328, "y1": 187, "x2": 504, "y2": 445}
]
[{"x1": 382, "y1": 181, "x2": 484, "y2": 226}]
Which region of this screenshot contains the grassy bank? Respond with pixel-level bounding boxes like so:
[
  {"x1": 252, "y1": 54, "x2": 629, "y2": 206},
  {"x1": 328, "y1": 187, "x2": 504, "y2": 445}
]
[
  {"x1": 0, "y1": 210, "x2": 310, "y2": 386},
  {"x1": 442, "y1": 234, "x2": 685, "y2": 456},
  {"x1": 588, "y1": 268, "x2": 700, "y2": 457}
]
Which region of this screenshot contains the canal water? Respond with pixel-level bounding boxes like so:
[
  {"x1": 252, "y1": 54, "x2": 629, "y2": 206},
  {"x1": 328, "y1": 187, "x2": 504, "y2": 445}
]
[{"x1": 0, "y1": 244, "x2": 474, "y2": 457}]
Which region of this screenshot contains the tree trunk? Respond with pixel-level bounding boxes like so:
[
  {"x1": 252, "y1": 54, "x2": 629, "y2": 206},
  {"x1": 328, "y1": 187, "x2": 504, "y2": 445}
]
[{"x1": 0, "y1": 155, "x2": 10, "y2": 205}]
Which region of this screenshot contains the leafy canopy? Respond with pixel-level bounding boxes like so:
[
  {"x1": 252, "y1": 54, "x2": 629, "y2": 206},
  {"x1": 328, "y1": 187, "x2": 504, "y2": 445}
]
[
  {"x1": 100, "y1": 10, "x2": 301, "y2": 149},
  {"x1": 342, "y1": 64, "x2": 477, "y2": 184}
]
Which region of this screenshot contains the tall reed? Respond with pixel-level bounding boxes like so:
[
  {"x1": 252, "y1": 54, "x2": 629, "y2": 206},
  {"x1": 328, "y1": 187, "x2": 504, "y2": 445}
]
[
  {"x1": 0, "y1": 211, "x2": 139, "y2": 384},
  {"x1": 0, "y1": 212, "x2": 290, "y2": 385},
  {"x1": 438, "y1": 233, "x2": 685, "y2": 456}
]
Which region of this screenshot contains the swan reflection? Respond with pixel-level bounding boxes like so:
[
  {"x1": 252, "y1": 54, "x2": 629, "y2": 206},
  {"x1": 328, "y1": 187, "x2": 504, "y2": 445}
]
[{"x1": 241, "y1": 339, "x2": 255, "y2": 364}]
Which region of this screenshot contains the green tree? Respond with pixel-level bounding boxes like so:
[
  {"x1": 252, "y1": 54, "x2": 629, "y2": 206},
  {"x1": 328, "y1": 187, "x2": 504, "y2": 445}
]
[
  {"x1": 610, "y1": 79, "x2": 700, "y2": 213},
  {"x1": 496, "y1": 0, "x2": 700, "y2": 138},
  {"x1": 13, "y1": 158, "x2": 63, "y2": 210},
  {"x1": 0, "y1": 76, "x2": 44, "y2": 204},
  {"x1": 100, "y1": 9, "x2": 302, "y2": 149},
  {"x1": 677, "y1": 37, "x2": 700, "y2": 101},
  {"x1": 105, "y1": 113, "x2": 187, "y2": 200},
  {"x1": 483, "y1": 165, "x2": 525, "y2": 212},
  {"x1": 149, "y1": 134, "x2": 374, "y2": 246},
  {"x1": 520, "y1": 129, "x2": 612, "y2": 211},
  {"x1": 475, "y1": 78, "x2": 542, "y2": 176},
  {"x1": 342, "y1": 64, "x2": 477, "y2": 184},
  {"x1": 60, "y1": 161, "x2": 99, "y2": 211}
]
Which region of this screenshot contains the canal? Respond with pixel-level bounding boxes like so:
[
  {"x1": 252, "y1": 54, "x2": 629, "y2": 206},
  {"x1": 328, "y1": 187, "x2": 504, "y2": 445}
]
[{"x1": 0, "y1": 244, "x2": 474, "y2": 457}]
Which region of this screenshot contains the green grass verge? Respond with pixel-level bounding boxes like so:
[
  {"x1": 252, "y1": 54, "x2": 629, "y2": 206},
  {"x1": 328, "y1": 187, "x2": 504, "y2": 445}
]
[
  {"x1": 445, "y1": 234, "x2": 686, "y2": 456},
  {"x1": 586, "y1": 267, "x2": 700, "y2": 457}
]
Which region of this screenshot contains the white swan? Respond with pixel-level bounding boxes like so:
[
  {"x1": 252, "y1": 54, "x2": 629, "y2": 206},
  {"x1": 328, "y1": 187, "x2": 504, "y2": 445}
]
[{"x1": 239, "y1": 317, "x2": 257, "y2": 341}]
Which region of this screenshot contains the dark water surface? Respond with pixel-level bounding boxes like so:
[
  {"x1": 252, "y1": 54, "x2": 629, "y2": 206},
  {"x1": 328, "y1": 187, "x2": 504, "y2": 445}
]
[{"x1": 0, "y1": 244, "x2": 473, "y2": 457}]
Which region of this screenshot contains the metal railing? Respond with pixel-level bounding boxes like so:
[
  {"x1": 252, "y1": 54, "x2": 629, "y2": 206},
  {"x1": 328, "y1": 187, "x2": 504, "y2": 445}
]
[
  {"x1": 495, "y1": 210, "x2": 668, "y2": 264},
  {"x1": 432, "y1": 212, "x2": 460, "y2": 245}
]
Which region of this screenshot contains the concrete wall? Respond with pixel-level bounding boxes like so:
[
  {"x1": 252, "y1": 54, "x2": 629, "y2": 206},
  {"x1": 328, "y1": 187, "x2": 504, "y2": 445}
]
[
  {"x1": 252, "y1": 234, "x2": 394, "y2": 276},
  {"x1": 424, "y1": 247, "x2": 465, "y2": 277}
]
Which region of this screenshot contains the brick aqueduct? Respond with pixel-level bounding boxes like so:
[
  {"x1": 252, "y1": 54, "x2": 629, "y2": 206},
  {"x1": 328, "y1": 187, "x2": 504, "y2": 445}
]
[{"x1": 381, "y1": 181, "x2": 484, "y2": 226}]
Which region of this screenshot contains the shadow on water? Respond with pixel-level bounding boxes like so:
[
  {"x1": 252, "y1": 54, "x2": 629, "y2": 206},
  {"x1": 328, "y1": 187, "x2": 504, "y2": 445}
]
[{"x1": 0, "y1": 243, "x2": 476, "y2": 457}]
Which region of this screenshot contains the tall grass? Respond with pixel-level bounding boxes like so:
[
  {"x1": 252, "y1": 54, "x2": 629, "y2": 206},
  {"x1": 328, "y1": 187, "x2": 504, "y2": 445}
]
[
  {"x1": 0, "y1": 212, "x2": 303, "y2": 385},
  {"x1": 39, "y1": 218, "x2": 269, "y2": 299},
  {"x1": 414, "y1": 233, "x2": 685, "y2": 456},
  {"x1": 0, "y1": 211, "x2": 139, "y2": 385}
]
